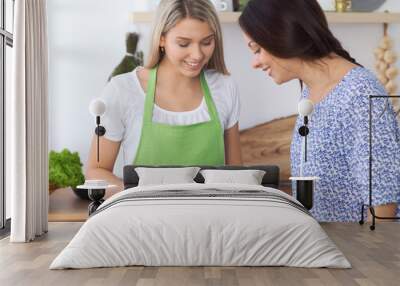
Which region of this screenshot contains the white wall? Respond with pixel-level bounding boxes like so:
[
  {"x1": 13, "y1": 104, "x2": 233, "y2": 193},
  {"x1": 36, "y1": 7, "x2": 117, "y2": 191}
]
[
  {"x1": 48, "y1": 0, "x2": 136, "y2": 176},
  {"x1": 48, "y1": 0, "x2": 400, "y2": 177}
]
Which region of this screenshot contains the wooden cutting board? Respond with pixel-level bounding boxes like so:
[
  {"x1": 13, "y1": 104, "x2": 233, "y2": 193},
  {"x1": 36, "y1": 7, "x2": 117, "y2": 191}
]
[{"x1": 240, "y1": 115, "x2": 297, "y2": 181}]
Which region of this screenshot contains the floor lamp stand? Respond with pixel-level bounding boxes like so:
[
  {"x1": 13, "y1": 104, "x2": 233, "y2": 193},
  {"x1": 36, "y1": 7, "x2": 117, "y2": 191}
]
[{"x1": 359, "y1": 95, "x2": 400, "y2": 230}]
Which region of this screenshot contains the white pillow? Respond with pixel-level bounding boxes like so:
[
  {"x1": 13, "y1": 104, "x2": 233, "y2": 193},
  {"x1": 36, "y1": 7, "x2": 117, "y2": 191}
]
[
  {"x1": 200, "y1": 169, "x2": 266, "y2": 185},
  {"x1": 135, "y1": 167, "x2": 200, "y2": 186}
]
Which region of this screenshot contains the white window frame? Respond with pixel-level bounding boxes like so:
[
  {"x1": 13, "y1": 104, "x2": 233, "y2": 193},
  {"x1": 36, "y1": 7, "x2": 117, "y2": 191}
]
[{"x1": 0, "y1": 0, "x2": 14, "y2": 232}]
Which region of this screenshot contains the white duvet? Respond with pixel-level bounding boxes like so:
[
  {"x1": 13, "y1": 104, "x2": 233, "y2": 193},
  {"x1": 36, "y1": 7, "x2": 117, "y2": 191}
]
[{"x1": 50, "y1": 183, "x2": 351, "y2": 269}]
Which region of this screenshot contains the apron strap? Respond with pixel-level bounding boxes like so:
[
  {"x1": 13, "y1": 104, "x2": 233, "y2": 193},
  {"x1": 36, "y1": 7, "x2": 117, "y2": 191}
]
[
  {"x1": 200, "y1": 72, "x2": 222, "y2": 126},
  {"x1": 143, "y1": 67, "x2": 157, "y2": 124}
]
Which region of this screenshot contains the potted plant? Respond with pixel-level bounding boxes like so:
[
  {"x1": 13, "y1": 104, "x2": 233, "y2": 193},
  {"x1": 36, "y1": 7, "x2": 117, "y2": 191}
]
[
  {"x1": 108, "y1": 32, "x2": 144, "y2": 81},
  {"x1": 49, "y1": 149, "x2": 88, "y2": 199}
]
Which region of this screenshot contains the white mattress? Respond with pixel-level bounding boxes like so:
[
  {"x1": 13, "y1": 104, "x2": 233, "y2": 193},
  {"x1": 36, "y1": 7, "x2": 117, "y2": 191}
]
[{"x1": 50, "y1": 183, "x2": 351, "y2": 269}]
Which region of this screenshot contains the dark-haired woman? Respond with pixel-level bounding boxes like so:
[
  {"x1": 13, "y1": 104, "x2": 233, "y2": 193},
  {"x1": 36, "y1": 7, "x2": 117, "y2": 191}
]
[{"x1": 239, "y1": 0, "x2": 400, "y2": 222}]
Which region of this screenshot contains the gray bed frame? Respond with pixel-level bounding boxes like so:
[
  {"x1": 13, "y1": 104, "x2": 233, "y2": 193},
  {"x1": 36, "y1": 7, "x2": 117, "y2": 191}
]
[{"x1": 123, "y1": 165, "x2": 280, "y2": 189}]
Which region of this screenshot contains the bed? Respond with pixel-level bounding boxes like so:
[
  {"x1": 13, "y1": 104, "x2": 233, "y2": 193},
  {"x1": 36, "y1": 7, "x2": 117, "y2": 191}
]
[{"x1": 50, "y1": 165, "x2": 350, "y2": 269}]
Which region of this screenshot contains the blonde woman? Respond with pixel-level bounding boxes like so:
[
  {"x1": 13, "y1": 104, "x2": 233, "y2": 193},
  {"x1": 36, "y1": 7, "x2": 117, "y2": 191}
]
[{"x1": 86, "y1": 0, "x2": 242, "y2": 189}]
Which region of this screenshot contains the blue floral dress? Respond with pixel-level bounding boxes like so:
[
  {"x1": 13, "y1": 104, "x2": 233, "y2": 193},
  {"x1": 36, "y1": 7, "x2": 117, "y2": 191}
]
[{"x1": 291, "y1": 67, "x2": 400, "y2": 222}]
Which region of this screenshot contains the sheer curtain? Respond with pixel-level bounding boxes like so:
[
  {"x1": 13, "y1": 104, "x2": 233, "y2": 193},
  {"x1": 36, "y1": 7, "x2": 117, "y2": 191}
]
[{"x1": 8, "y1": 0, "x2": 48, "y2": 242}]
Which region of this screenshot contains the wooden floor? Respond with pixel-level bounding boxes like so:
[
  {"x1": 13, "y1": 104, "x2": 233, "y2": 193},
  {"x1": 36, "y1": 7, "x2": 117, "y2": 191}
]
[{"x1": 1, "y1": 222, "x2": 399, "y2": 286}]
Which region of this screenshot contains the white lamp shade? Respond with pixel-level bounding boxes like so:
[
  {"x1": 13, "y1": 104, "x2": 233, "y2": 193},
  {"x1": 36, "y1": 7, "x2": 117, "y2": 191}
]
[
  {"x1": 89, "y1": 99, "x2": 106, "y2": 117},
  {"x1": 298, "y1": 99, "x2": 314, "y2": 117}
]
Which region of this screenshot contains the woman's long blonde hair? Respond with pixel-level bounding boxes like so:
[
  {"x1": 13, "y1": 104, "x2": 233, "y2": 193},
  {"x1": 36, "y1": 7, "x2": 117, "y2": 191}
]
[{"x1": 145, "y1": 0, "x2": 229, "y2": 75}]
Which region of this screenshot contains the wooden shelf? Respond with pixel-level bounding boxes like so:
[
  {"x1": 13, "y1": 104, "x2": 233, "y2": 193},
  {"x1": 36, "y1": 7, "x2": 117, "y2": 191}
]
[
  {"x1": 325, "y1": 12, "x2": 400, "y2": 23},
  {"x1": 130, "y1": 11, "x2": 400, "y2": 24}
]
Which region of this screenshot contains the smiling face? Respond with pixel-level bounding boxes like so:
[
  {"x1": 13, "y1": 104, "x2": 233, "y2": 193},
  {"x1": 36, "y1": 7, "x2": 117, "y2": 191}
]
[
  {"x1": 243, "y1": 33, "x2": 299, "y2": 85},
  {"x1": 160, "y1": 17, "x2": 216, "y2": 78}
]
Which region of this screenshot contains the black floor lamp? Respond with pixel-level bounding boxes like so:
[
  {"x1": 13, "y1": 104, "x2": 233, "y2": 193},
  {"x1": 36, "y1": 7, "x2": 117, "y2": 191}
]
[
  {"x1": 77, "y1": 99, "x2": 112, "y2": 215},
  {"x1": 290, "y1": 99, "x2": 319, "y2": 211},
  {"x1": 359, "y1": 95, "x2": 400, "y2": 230}
]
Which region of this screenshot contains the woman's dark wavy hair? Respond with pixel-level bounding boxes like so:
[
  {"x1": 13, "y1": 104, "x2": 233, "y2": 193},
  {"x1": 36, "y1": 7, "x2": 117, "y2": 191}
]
[{"x1": 239, "y1": 0, "x2": 361, "y2": 66}]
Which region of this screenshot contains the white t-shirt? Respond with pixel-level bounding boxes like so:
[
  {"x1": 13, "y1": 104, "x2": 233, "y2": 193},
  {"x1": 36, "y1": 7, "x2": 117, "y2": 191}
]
[{"x1": 99, "y1": 67, "x2": 240, "y2": 166}]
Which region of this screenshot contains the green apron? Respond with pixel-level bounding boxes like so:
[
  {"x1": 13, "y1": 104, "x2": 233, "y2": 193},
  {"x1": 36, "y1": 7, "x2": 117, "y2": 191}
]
[{"x1": 134, "y1": 67, "x2": 225, "y2": 166}]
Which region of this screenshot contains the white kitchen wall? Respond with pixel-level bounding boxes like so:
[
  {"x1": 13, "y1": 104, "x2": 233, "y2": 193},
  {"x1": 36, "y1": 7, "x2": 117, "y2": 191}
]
[{"x1": 48, "y1": 0, "x2": 400, "y2": 177}]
